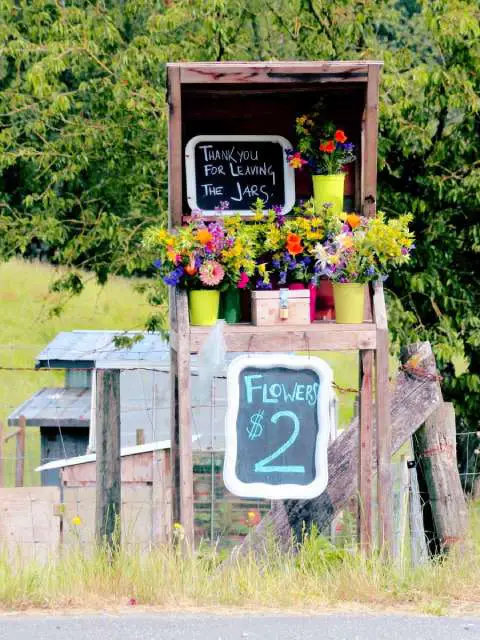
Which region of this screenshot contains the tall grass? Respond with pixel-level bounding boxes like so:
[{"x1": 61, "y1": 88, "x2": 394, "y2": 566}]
[{"x1": 1, "y1": 503, "x2": 479, "y2": 613}]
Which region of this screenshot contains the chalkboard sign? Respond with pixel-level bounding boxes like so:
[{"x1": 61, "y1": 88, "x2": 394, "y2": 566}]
[
  {"x1": 185, "y1": 135, "x2": 295, "y2": 215},
  {"x1": 223, "y1": 355, "x2": 332, "y2": 500}
]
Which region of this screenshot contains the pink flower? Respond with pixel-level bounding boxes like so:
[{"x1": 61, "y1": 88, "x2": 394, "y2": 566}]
[
  {"x1": 237, "y1": 272, "x2": 249, "y2": 289},
  {"x1": 199, "y1": 261, "x2": 225, "y2": 286}
]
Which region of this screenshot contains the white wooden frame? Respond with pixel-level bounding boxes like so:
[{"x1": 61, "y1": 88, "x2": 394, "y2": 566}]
[
  {"x1": 223, "y1": 354, "x2": 332, "y2": 500},
  {"x1": 185, "y1": 134, "x2": 296, "y2": 215}
]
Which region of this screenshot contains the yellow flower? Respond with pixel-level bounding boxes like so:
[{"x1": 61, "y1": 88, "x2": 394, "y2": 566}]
[
  {"x1": 72, "y1": 515, "x2": 82, "y2": 526},
  {"x1": 338, "y1": 234, "x2": 354, "y2": 249},
  {"x1": 157, "y1": 229, "x2": 170, "y2": 244}
]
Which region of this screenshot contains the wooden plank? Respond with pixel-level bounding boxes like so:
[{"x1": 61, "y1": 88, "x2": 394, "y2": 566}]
[
  {"x1": 187, "y1": 323, "x2": 376, "y2": 353},
  {"x1": 95, "y1": 369, "x2": 121, "y2": 548},
  {"x1": 362, "y1": 65, "x2": 380, "y2": 217},
  {"x1": 152, "y1": 449, "x2": 172, "y2": 544},
  {"x1": 170, "y1": 289, "x2": 194, "y2": 546},
  {"x1": 415, "y1": 402, "x2": 468, "y2": 552},
  {"x1": 358, "y1": 350, "x2": 374, "y2": 552},
  {"x1": 15, "y1": 416, "x2": 26, "y2": 488},
  {"x1": 168, "y1": 64, "x2": 183, "y2": 228},
  {"x1": 373, "y1": 282, "x2": 392, "y2": 553},
  {"x1": 176, "y1": 61, "x2": 382, "y2": 84},
  {"x1": 230, "y1": 342, "x2": 442, "y2": 558}
]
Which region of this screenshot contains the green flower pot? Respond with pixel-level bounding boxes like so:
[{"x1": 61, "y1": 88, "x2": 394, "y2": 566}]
[
  {"x1": 333, "y1": 283, "x2": 366, "y2": 324},
  {"x1": 221, "y1": 288, "x2": 242, "y2": 324},
  {"x1": 313, "y1": 174, "x2": 345, "y2": 215},
  {"x1": 188, "y1": 289, "x2": 220, "y2": 326}
]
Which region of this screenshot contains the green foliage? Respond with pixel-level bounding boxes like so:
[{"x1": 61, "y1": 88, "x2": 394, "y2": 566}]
[
  {"x1": 0, "y1": 0, "x2": 170, "y2": 286},
  {"x1": 377, "y1": 0, "x2": 480, "y2": 481},
  {"x1": 1, "y1": 0, "x2": 479, "y2": 477}
]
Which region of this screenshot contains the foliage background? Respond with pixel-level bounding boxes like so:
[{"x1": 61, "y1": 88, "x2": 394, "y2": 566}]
[{"x1": 0, "y1": 0, "x2": 479, "y2": 483}]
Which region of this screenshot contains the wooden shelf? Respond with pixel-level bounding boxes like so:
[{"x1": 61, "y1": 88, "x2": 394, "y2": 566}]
[{"x1": 173, "y1": 322, "x2": 377, "y2": 353}]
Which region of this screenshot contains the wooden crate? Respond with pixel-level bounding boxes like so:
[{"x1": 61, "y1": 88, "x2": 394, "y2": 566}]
[{"x1": 251, "y1": 289, "x2": 310, "y2": 326}]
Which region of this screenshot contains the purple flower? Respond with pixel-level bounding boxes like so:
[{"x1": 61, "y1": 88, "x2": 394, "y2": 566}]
[
  {"x1": 256, "y1": 278, "x2": 272, "y2": 290},
  {"x1": 272, "y1": 259, "x2": 281, "y2": 269},
  {"x1": 273, "y1": 205, "x2": 283, "y2": 214},
  {"x1": 366, "y1": 266, "x2": 376, "y2": 276},
  {"x1": 401, "y1": 247, "x2": 409, "y2": 255},
  {"x1": 163, "y1": 266, "x2": 184, "y2": 287},
  {"x1": 301, "y1": 257, "x2": 312, "y2": 266},
  {"x1": 153, "y1": 259, "x2": 162, "y2": 269},
  {"x1": 214, "y1": 201, "x2": 230, "y2": 211},
  {"x1": 279, "y1": 271, "x2": 287, "y2": 285},
  {"x1": 342, "y1": 142, "x2": 355, "y2": 153}
]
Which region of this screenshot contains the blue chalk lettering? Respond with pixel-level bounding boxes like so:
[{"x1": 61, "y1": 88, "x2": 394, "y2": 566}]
[
  {"x1": 244, "y1": 374, "x2": 263, "y2": 404},
  {"x1": 283, "y1": 383, "x2": 297, "y2": 403},
  {"x1": 254, "y1": 410, "x2": 305, "y2": 474},
  {"x1": 295, "y1": 384, "x2": 305, "y2": 401},
  {"x1": 262, "y1": 385, "x2": 278, "y2": 404}
]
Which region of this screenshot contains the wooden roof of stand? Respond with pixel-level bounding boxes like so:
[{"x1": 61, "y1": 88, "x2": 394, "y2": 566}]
[{"x1": 168, "y1": 60, "x2": 383, "y2": 84}]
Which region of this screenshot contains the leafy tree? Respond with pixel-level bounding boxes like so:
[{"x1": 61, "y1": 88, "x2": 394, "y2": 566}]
[
  {"x1": 1, "y1": 0, "x2": 479, "y2": 478},
  {"x1": 377, "y1": 0, "x2": 480, "y2": 483}
]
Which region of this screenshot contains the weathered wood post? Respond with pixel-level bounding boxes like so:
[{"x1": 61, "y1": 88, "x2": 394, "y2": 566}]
[
  {"x1": 415, "y1": 402, "x2": 468, "y2": 552},
  {"x1": 15, "y1": 415, "x2": 26, "y2": 488},
  {"x1": 95, "y1": 369, "x2": 121, "y2": 548}
]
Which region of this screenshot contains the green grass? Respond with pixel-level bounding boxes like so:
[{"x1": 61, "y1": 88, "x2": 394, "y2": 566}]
[
  {"x1": 0, "y1": 258, "x2": 156, "y2": 486},
  {"x1": 0, "y1": 503, "x2": 479, "y2": 613}
]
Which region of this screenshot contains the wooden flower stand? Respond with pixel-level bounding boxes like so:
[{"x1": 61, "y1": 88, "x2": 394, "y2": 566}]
[{"x1": 167, "y1": 61, "x2": 391, "y2": 554}]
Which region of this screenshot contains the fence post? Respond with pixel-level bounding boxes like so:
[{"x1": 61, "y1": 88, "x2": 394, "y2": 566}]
[
  {"x1": 95, "y1": 369, "x2": 121, "y2": 548},
  {"x1": 15, "y1": 416, "x2": 26, "y2": 488},
  {"x1": 415, "y1": 402, "x2": 467, "y2": 552}
]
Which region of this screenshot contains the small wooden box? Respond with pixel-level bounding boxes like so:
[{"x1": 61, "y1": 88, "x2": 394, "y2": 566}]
[{"x1": 251, "y1": 289, "x2": 310, "y2": 326}]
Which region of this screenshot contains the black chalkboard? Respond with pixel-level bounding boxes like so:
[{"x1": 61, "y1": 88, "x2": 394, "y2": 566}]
[
  {"x1": 235, "y1": 366, "x2": 320, "y2": 486},
  {"x1": 185, "y1": 136, "x2": 294, "y2": 213}
]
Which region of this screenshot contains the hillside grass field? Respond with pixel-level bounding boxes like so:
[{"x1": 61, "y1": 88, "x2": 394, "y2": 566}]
[
  {"x1": 0, "y1": 259, "x2": 359, "y2": 486},
  {"x1": 0, "y1": 258, "x2": 156, "y2": 486}
]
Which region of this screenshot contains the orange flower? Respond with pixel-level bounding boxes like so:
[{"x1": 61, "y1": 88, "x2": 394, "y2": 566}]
[
  {"x1": 196, "y1": 229, "x2": 213, "y2": 245},
  {"x1": 287, "y1": 242, "x2": 303, "y2": 256},
  {"x1": 185, "y1": 257, "x2": 197, "y2": 276},
  {"x1": 320, "y1": 140, "x2": 335, "y2": 153},
  {"x1": 287, "y1": 233, "x2": 301, "y2": 245},
  {"x1": 346, "y1": 214, "x2": 361, "y2": 229},
  {"x1": 335, "y1": 129, "x2": 347, "y2": 143}
]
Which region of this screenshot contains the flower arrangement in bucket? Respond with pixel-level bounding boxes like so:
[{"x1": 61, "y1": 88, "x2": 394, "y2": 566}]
[
  {"x1": 287, "y1": 114, "x2": 356, "y2": 214},
  {"x1": 314, "y1": 212, "x2": 414, "y2": 323},
  {"x1": 249, "y1": 199, "x2": 326, "y2": 321},
  {"x1": 144, "y1": 215, "x2": 256, "y2": 326}
]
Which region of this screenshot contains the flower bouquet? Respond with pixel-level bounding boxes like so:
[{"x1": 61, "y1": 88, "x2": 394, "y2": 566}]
[
  {"x1": 144, "y1": 216, "x2": 256, "y2": 326},
  {"x1": 314, "y1": 212, "x2": 414, "y2": 323},
  {"x1": 287, "y1": 114, "x2": 356, "y2": 214}
]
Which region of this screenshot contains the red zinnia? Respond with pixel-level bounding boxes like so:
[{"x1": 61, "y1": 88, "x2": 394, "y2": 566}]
[
  {"x1": 320, "y1": 140, "x2": 335, "y2": 153},
  {"x1": 335, "y1": 129, "x2": 347, "y2": 143}
]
